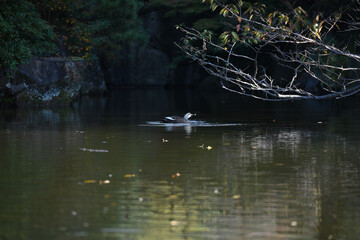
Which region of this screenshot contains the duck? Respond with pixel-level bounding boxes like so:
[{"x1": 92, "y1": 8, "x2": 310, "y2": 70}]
[{"x1": 163, "y1": 112, "x2": 196, "y2": 123}]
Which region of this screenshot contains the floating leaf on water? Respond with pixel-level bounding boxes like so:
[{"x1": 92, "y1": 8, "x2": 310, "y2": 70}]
[
  {"x1": 171, "y1": 172, "x2": 181, "y2": 178},
  {"x1": 124, "y1": 174, "x2": 136, "y2": 178},
  {"x1": 168, "y1": 195, "x2": 178, "y2": 199},
  {"x1": 80, "y1": 148, "x2": 109, "y2": 153},
  {"x1": 290, "y1": 221, "x2": 298, "y2": 227},
  {"x1": 104, "y1": 194, "x2": 110, "y2": 199},
  {"x1": 170, "y1": 220, "x2": 179, "y2": 226},
  {"x1": 99, "y1": 180, "x2": 110, "y2": 184},
  {"x1": 83, "y1": 180, "x2": 97, "y2": 184},
  {"x1": 232, "y1": 195, "x2": 241, "y2": 199},
  {"x1": 223, "y1": 143, "x2": 231, "y2": 146}
]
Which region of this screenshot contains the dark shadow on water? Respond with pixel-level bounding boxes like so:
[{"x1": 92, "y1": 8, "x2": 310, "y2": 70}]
[
  {"x1": 1, "y1": 88, "x2": 360, "y2": 136},
  {"x1": 77, "y1": 88, "x2": 360, "y2": 126}
]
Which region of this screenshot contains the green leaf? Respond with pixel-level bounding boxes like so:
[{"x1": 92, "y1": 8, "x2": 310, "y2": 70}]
[{"x1": 231, "y1": 31, "x2": 240, "y2": 41}]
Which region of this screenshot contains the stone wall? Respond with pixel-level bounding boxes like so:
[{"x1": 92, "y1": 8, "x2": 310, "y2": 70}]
[{"x1": 5, "y1": 57, "x2": 106, "y2": 106}]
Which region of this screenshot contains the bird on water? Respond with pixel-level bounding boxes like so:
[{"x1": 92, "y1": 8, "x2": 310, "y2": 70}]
[{"x1": 163, "y1": 113, "x2": 196, "y2": 123}]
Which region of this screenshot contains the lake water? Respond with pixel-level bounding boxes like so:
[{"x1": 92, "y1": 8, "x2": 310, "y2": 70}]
[{"x1": 0, "y1": 89, "x2": 359, "y2": 240}]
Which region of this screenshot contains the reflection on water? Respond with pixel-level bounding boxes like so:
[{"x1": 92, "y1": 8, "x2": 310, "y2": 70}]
[
  {"x1": 142, "y1": 121, "x2": 244, "y2": 135},
  {"x1": 0, "y1": 89, "x2": 360, "y2": 240}
]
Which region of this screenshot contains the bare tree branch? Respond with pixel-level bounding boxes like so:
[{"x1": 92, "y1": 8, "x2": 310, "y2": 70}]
[{"x1": 177, "y1": 0, "x2": 360, "y2": 100}]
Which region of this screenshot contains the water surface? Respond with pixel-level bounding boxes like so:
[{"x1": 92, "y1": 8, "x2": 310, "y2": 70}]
[{"x1": 0, "y1": 89, "x2": 359, "y2": 240}]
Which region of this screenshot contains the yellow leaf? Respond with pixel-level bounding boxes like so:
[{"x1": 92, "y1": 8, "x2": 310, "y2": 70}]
[
  {"x1": 232, "y1": 194, "x2": 241, "y2": 199},
  {"x1": 168, "y1": 195, "x2": 178, "y2": 199},
  {"x1": 124, "y1": 174, "x2": 136, "y2": 178},
  {"x1": 83, "y1": 180, "x2": 96, "y2": 184}
]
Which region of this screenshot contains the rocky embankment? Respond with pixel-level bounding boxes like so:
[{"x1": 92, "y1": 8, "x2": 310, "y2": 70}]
[
  {"x1": 0, "y1": 8, "x2": 219, "y2": 106},
  {"x1": 2, "y1": 57, "x2": 106, "y2": 106}
]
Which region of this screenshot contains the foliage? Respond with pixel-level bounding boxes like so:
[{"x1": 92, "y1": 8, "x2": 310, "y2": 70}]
[
  {"x1": 146, "y1": 0, "x2": 222, "y2": 32},
  {"x1": 0, "y1": 0, "x2": 57, "y2": 75},
  {"x1": 31, "y1": 0, "x2": 147, "y2": 61},
  {"x1": 149, "y1": 0, "x2": 210, "y2": 17}
]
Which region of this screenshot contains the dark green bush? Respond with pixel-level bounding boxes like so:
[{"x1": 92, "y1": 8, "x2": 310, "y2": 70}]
[
  {"x1": 31, "y1": 0, "x2": 147, "y2": 60},
  {"x1": 0, "y1": 0, "x2": 57, "y2": 75}
]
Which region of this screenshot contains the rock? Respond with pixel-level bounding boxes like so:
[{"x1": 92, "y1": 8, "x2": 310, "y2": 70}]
[
  {"x1": 105, "y1": 8, "x2": 206, "y2": 87},
  {"x1": 6, "y1": 82, "x2": 28, "y2": 95},
  {"x1": 14, "y1": 58, "x2": 82, "y2": 105},
  {"x1": 172, "y1": 63, "x2": 208, "y2": 87},
  {"x1": 133, "y1": 47, "x2": 170, "y2": 86},
  {"x1": 198, "y1": 75, "x2": 221, "y2": 88},
  {"x1": 106, "y1": 46, "x2": 171, "y2": 87},
  {"x1": 16, "y1": 58, "x2": 68, "y2": 86},
  {"x1": 105, "y1": 9, "x2": 172, "y2": 87},
  {"x1": 300, "y1": 73, "x2": 319, "y2": 93},
  {"x1": 142, "y1": 11, "x2": 163, "y2": 49},
  {"x1": 81, "y1": 59, "x2": 107, "y2": 95},
  {"x1": 10, "y1": 57, "x2": 106, "y2": 105}
]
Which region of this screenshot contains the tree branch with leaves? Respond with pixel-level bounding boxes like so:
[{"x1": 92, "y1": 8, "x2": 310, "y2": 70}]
[{"x1": 177, "y1": 0, "x2": 360, "y2": 101}]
